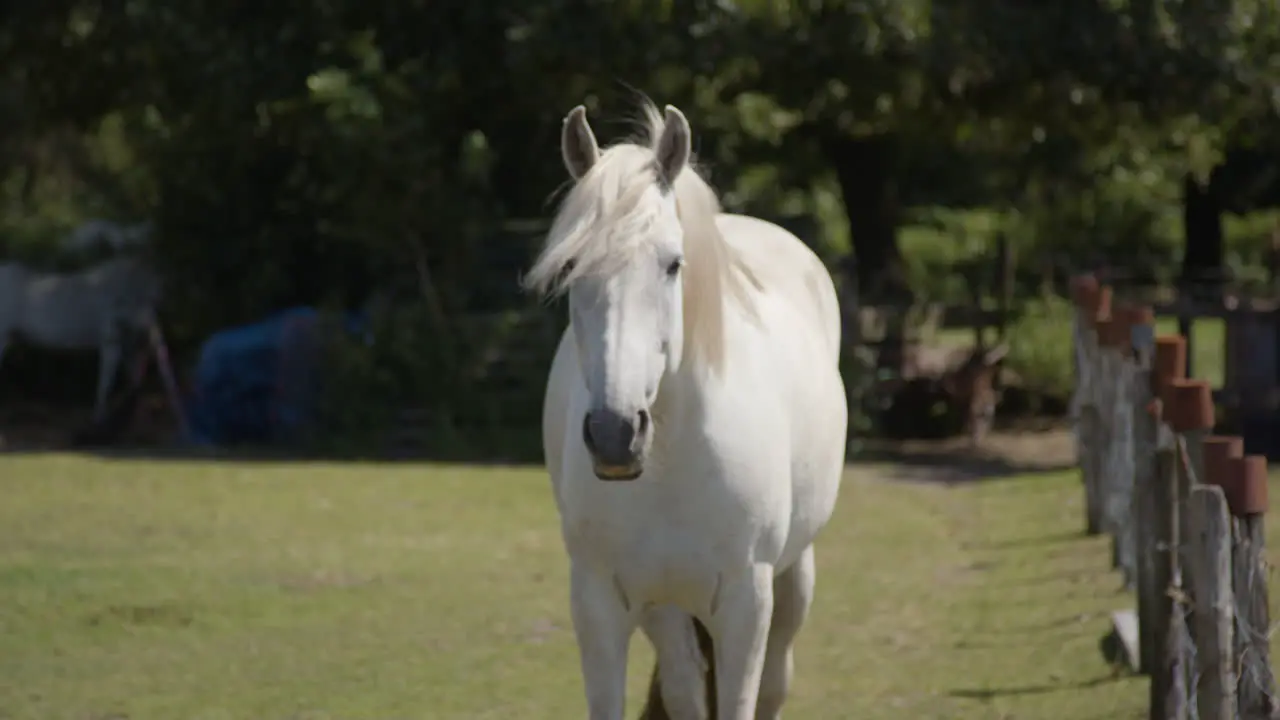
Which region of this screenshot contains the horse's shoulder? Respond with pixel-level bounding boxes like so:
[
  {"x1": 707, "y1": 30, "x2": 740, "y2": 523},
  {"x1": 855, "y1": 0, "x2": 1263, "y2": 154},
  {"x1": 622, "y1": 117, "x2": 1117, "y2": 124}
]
[
  {"x1": 715, "y1": 214, "x2": 824, "y2": 272},
  {"x1": 714, "y1": 213, "x2": 841, "y2": 355},
  {"x1": 716, "y1": 214, "x2": 830, "y2": 296}
]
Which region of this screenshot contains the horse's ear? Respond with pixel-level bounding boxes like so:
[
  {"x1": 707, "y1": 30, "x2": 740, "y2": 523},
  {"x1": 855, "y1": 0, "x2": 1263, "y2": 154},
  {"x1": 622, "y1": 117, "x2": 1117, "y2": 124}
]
[
  {"x1": 561, "y1": 105, "x2": 599, "y2": 181},
  {"x1": 655, "y1": 105, "x2": 691, "y2": 188}
]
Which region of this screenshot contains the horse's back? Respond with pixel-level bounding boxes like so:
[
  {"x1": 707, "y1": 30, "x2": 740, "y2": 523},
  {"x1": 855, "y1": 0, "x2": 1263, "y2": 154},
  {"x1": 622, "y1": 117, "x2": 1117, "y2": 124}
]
[{"x1": 714, "y1": 214, "x2": 841, "y2": 364}]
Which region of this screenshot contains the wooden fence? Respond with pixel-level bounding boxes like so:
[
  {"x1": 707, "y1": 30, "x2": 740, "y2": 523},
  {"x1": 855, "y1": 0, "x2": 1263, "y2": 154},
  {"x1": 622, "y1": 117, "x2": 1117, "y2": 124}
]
[{"x1": 1071, "y1": 272, "x2": 1279, "y2": 720}]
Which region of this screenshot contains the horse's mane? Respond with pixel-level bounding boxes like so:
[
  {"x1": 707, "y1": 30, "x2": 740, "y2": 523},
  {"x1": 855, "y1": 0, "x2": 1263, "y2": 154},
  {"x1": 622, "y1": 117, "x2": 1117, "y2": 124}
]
[{"x1": 523, "y1": 100, "x2": 758, "y2": 374}]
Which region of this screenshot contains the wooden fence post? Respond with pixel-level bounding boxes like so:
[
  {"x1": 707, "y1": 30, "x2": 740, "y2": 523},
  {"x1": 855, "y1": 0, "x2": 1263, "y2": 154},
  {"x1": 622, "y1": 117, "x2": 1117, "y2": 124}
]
[
  {"x1": 1130, "y1": 307, "x2": 1159, "y2": 674},
  {"x1": 1170, "y1": 379, "x2": 1214, "y2": 549},
  {"x1": 1106, "y1": 306, "x2": 1140, "y2": 584},
  {"x1": 1170, "y1": 379, "x2": 1214, "y2": 645},
  {"x1": 1148, "y1": 399, "x2": 1180, "y2": 719},
  {"x1": 1148, "y1": 334, "x2": 1188, "y2": 720},
  {"x1": 1165, "y1": 377, "x2": 1214, "y2": 718},
  {"x1": 1198, "y1": 435, "x2": 1239, "y2": 712},
  {"x1": 1188, "y1": 481, "x2": 1236, "y2": 720},
  {"x1": 1073, "y1": 278, "x2": 1113, "y2": 535},
  {"x1": 1097, "y1": 315, "x2": 1122, "y2": 564},
  {"x1": 1224, "y1": 454, "x2": 1277, "y2": 717}
]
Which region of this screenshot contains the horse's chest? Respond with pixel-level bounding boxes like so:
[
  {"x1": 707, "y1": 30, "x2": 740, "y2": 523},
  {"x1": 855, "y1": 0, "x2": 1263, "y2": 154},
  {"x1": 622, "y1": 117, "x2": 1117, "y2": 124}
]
[
  {"x1": 568, "y1": 515, "x2": 722, "y2": 608},
  {"x1": 559, "y1": 480, "x2": 779, "y2": 608},
  {"x1": 17, "y1": 290, "x2": 108, "y2": 344}
]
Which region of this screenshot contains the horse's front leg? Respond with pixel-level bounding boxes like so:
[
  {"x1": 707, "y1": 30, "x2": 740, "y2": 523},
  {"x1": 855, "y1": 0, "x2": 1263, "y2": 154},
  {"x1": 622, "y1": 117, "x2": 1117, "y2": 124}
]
[
  {"x1": 707, "y1": 564, "x2": 774, "y2": 720},
  {"x1": 639, "y1": 604, "x2": 711, "y2": 719},
  {"x1": 93, "y1": 329, "x2": 123, "y2": 424},
  {"x1": 569, "y1": 561, "x2": 635, "y2": 720}
]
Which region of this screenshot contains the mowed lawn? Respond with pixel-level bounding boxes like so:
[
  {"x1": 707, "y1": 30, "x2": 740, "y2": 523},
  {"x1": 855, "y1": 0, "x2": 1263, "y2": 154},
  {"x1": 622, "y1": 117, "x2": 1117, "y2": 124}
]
[{"x1": 1, "y1": 454, "x2": 1266, "y2": 720}]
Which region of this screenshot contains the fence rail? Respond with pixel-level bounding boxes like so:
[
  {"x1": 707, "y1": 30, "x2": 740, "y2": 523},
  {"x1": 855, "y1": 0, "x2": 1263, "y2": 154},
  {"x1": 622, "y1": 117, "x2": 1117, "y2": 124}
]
[{"x1": 1071, "y1": 273, "x2": 1278, "y2": 720}]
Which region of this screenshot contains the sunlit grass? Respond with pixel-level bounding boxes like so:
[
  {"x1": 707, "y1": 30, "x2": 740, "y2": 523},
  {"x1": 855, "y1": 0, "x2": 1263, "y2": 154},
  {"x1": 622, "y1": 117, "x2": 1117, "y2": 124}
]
[{"x1": 4, "y1": 454, "x2": 1264, "y2": 719}]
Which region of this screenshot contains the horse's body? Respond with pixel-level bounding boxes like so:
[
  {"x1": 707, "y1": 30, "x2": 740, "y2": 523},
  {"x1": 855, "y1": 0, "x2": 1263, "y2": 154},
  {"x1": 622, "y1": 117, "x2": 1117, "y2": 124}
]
[
  {"x1": 0, "y1": 256, "x2": 161, "y2": 421},
  {"x1": 62, "y1": 219, "x2": 153, "y2": 256},
  {"x1": 528, "y1": 100, "x2": 848, "y2": 720}
]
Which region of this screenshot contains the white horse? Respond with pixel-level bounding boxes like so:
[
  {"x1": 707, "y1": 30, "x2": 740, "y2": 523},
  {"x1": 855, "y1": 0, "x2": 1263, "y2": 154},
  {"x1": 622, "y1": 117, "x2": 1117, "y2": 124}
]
[
  {"x1": 0, "y1": 256, "x2": 162, "y2": 422},
  {"x1": 61, "y1": 219, "x2": 154, "y2": 256},
  {"x1": 525, "y1": 100, "x2": 848, "y2": 720}
]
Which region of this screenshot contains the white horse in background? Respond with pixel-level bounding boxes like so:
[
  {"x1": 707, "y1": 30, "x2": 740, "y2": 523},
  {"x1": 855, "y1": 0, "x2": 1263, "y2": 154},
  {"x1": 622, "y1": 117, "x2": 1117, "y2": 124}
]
[
  {"x1": 0, "y1": 256, "x2": 162, "y2": 422},
  {"x1": 61, "y1": 219, "x2": 154, "y2": 257},
  {"x1": 525, "y1": 100, "x2": 848, "y2": 720}
]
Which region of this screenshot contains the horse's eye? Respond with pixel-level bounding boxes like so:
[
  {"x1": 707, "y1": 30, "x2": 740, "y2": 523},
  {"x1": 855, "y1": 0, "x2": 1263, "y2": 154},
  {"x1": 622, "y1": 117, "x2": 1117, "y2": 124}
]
[{"x1": 665, "y1": 258, "x2": 683, "y2": 278}]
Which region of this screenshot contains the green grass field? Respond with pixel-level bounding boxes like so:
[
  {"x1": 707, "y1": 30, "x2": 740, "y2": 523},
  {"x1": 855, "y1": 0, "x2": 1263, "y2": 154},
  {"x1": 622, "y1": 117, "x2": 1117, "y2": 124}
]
[{"x1": 8, "y1": 451, "x2": 1251, "y2": 720}]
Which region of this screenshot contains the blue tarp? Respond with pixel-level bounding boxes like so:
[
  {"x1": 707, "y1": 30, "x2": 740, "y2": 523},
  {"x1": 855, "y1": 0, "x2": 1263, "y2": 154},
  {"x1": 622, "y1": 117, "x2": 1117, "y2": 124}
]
[{"x1": 185, "y1": 306, "x2": 367, "y2": 446}]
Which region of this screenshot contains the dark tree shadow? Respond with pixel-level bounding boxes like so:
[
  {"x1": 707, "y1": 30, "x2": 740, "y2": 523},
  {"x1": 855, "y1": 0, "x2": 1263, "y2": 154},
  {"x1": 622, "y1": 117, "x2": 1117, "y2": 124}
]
[
  {"x1": 849, "y1": 435, "x2": 1076, "y2": 485},
  {"x1": 970, "y1": 530, "x2": 1084, "y2": 551},
  {"x1": 948, "y1": 674, "x2": 1120, "y2": 701}
]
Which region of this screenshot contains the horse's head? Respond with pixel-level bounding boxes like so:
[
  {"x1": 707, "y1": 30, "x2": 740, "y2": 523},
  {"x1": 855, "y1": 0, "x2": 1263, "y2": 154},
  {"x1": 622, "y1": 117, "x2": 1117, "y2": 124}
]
[{"x1": 526, "y1": 104, "x2": 695, "y2": 481}]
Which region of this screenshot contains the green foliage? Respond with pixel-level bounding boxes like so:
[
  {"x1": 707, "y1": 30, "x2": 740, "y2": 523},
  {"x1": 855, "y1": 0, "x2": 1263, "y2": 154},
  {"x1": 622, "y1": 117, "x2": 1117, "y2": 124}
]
[
  {"x1": 840, "y1": 340, "x2": 886, "y2": 452},
  {"x1": 1225, "y1": 209, "x2": 1280, "y2": 291},
  {"x1": 1003, "y1": 294, "x2": 1076, "y2": 403},
  {"x1": 899, "y1": 208, "x2": 1005, "y2": 304},
  {"x1": 1005, "y1": 139, "x2": 1188, "y2": 282},
  {"x1": 308, "y1": 302, "x2": 464, "y2": 457},
  {"x1": 308, "y1": 299, "x2": 559, "y2": 459},
  {"x1": 3, "y1": 0, "x2": 1280, "y2": 454}
]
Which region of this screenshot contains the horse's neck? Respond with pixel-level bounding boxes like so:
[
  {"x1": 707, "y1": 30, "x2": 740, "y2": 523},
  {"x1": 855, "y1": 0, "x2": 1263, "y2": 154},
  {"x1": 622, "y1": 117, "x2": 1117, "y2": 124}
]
[{"x1": 649, "y1": 366, "x2": 707, "y2": 444}]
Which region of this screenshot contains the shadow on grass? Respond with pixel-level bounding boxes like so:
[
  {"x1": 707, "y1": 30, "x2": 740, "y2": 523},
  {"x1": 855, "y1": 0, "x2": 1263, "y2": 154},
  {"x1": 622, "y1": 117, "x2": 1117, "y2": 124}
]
[
  {"x1": 2, "y1": 388, "x2": 550, "y2": 465},
  {"x1": 977, "y1": 614, "x2": 1098, "y2": 636},
  {"x1": 948, "y1": 674, "x2": 1120, "y2": 700},
  {"x1": 969, "y1": 530, "x2": 1084, "y2": 551},
  {"x1": 987, "y1": 571, "x2": 1118, "y2": 592},
  {"x1": 10, "y1": 437, "x2": 1080, "y2": 471},
  {"x1": 1, "y1": 442, "x2": 549, "y2": 466},
  {"x1": 849, "y1": 439, "x2": 1076, "y2": 485},
  {"x1": 5, "y1": 395, "x2": 1079, "y2": 473},
  {"x1": 5, "y1": 435, "x2": 1080, "y2": 471}
]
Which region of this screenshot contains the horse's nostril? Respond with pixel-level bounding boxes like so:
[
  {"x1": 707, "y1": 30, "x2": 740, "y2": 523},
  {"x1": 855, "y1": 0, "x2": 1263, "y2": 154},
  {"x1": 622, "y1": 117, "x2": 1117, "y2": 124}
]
[
  {"x1": 636, "y1": 409, "x2": 650, "y2": 435},
  {"x1": 581, "y1": 414, "x2": 596, "y2": 453}
]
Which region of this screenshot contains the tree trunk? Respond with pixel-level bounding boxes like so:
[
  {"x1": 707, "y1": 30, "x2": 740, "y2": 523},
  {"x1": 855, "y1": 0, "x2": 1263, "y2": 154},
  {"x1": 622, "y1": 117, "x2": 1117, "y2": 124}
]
[
  {"x1": 1180, "y1": 170, "x2": 1226, "y2": 300},
  {"x1": 824, "y1": 132, "x2": 912, "y2": 304}
]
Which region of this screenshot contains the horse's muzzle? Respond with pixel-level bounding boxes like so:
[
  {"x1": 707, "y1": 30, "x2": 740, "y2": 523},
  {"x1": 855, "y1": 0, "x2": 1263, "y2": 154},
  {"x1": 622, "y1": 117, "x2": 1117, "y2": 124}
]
[
  {"x1": 582, "y1": 408, "x2": 649, "y2": 481},
  {"x1": 591, "y1": 462, "x2": 644, "y2": 481}
]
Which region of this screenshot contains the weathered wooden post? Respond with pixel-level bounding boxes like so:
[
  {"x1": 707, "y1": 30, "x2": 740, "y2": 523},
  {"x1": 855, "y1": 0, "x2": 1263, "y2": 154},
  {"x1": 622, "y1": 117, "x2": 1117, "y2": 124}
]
[
  {"x1": 1129, "y1": 305, "x2": 1160, "y2": 675},
  {"x1": 1169, "y1": 379, "x2": 1214, "y2": 643},
  {"x1": 1104, "y1": 306, "x2": 1139, "y2": 582},
  {"x1": 1166, "y1": 377, "x2": 1214, "y2": 716},
  {"x1": 1148, "y1": 334, "x2": 1187, "y2": 720},
  {"x1": 1100, "y1": 305, "x2": 1145, "y2": 673},
  {"x1": 1189, "y1": 438, "x2": 1238, "y2": 720},
  {"x1": 1070, "y1": 274, "x2": 1096, "y2": 532},
  {"x1": 1097, "y1": 314, "x2": 1123, "y2": 564},
  {"x1": 1072, "y1": 276, "x2": 1113, "y2": 535},
  {"x1": 1223, "y1": 454, "x2": 1277, "y2": 716},
  {"x1": 1170, "y1": 378, "x2": 1215, "y2": 541}
]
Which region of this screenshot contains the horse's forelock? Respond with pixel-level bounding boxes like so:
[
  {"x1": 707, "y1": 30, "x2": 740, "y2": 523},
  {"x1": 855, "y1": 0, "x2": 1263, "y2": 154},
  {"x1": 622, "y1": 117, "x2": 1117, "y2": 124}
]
[{"x1": 525, "y1": 99, "x2": 756, "y2": 374}]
